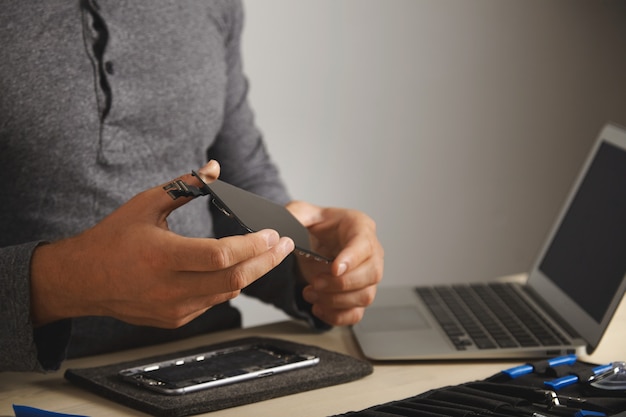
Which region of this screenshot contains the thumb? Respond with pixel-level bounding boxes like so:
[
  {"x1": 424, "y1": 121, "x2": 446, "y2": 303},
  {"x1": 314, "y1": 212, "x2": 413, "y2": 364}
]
[
  {"x1": 286, "y1": 200, "x2": 324, "y2": 228},
  {"x1": 137, "y1": 160, "x2": 221, "y2": 221}
]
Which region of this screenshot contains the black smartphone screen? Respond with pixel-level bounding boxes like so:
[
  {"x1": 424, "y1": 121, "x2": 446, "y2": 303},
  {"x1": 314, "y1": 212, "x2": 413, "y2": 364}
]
[{"x1": 195, "y1": 173, "x2": 332, "y2": 263}]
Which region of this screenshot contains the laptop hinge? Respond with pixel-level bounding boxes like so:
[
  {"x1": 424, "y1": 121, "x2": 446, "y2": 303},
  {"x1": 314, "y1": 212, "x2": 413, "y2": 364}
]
[{"x1": 521, "y1": 285, "x2": 581, "y2": 340}]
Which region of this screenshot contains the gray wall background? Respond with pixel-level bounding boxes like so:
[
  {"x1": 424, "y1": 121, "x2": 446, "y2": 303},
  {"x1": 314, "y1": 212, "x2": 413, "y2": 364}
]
[{"x1": 232, "y1": 0, "x2": 626, "y2": 327}]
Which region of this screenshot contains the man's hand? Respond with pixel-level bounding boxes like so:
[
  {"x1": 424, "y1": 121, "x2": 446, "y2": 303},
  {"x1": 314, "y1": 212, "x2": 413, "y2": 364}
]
[
  {"x1": 30, "y1": 161, "x2": 294, "y2": 328},
  {"x1": 286, "y1": 201, "x2": 384, "y2": 326}
]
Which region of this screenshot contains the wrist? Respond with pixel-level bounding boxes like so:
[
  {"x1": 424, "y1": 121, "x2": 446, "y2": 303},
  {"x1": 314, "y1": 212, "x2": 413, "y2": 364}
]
[{"x1": 30, "y1": 239, "x2": 83, "y2": 326}]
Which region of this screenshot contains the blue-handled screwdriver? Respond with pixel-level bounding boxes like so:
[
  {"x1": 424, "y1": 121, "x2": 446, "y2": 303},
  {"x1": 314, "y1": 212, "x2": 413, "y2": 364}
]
[
  {"x1": 502, "y1": 354, "x2": 577, "y2": 379},
  {"x1": 544, "y1": 363, "x2": 614, "y2": 390}
]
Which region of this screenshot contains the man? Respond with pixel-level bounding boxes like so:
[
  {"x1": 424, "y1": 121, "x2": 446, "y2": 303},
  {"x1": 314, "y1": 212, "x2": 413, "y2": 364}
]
[{"x1": 0, "y1": 0, "x2": 383, "y2": 372}]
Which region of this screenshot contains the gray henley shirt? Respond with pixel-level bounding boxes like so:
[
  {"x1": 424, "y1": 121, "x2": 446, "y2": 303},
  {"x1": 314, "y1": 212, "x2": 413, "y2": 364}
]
[{"x1": 0, "y1": 0, "x2": 323, "y2": 372}]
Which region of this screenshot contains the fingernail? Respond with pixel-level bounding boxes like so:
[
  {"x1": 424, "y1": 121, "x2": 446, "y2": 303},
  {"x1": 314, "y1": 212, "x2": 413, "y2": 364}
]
[
  {"x1": 198, "y1": 160, "x2": 219, "y2": 179},
  {"x1": 280, "y1": 237, "x2": 295, "y2": 253},
  {"x1": 336, "y1": 262, "x2": 348, "y2": 276},
  {"x1": 262, "y1": 230, "x2": 280, "y2": 247}
]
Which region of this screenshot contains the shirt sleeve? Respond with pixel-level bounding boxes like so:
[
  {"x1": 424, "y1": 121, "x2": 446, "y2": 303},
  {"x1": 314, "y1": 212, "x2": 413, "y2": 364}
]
[
  {"x1": 0, "y1": 242, "x2": 70, "y2": 372},
  {"x1": 244, "y1": 254, "x2": 333, "y2": 332},
  {"x1": 206, "y1": 2, "x2": 329, "y2": 331},
  {"x1": 206, "y1": 0, "x2": 289, "y2": 204}
]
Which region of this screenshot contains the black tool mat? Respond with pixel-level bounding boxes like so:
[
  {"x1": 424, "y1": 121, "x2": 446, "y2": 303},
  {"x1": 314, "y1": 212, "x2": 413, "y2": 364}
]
[
  {"x1": 65, "y1": 336, "x2": 372, "y2": 417},
  {"x1": 332, "y1": 359, "x2": 626, "y2": 416}
]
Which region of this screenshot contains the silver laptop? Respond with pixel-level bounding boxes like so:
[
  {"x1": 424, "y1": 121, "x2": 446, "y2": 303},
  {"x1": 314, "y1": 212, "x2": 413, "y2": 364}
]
[{"x1": 353, "y1": 123, "x2": 626, "y2": 361}]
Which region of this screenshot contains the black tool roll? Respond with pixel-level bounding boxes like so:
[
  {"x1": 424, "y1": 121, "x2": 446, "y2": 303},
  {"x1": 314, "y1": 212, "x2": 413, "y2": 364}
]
[{"x1": 332, "y1": 357, "x2": 626, "y2": 417}]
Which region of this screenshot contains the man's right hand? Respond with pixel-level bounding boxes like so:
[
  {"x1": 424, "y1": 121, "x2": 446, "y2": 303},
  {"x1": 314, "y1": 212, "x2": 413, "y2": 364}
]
[{"x1": 29, "y1": 160, "x2": 294, "y2": 328}]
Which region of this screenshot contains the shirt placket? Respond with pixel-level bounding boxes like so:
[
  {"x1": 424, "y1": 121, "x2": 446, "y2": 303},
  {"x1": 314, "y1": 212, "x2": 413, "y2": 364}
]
[{"x1": 80, "y1": 0, "x2": 127, "y2": 165}]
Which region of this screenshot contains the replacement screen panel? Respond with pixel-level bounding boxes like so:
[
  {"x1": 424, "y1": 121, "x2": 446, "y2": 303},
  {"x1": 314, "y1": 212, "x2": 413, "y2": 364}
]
[{"x1": 194, "y1": 173, "x2": 332, "y2": 263}]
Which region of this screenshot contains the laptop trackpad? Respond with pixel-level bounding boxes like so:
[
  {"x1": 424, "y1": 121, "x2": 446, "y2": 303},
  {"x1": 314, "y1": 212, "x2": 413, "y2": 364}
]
[{"x1": 361, "y1": 306, "x2": 431, "y2": 332}]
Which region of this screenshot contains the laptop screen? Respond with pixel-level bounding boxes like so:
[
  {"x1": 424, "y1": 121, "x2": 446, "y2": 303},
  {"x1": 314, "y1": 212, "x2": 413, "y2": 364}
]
[{"x1": 539, "y1": 141, "x2": 626, "y2": 324}]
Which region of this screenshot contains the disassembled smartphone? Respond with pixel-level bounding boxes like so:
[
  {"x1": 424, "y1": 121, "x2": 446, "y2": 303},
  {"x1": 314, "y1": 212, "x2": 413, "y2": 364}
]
[{"x1": 118, "y1": 343, "x2": 319, "y2": 395}]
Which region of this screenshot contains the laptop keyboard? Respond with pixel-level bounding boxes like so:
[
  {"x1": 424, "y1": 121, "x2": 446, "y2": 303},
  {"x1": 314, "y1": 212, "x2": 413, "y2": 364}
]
[{"x1": 416, "y1": 283, "x2": 569, "y2": 350}]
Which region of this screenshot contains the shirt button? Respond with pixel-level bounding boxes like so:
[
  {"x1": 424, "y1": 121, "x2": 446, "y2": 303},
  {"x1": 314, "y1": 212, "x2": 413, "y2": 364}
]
[{"x1": 104, "y1": 61, "x2": 114, "y2": 75}]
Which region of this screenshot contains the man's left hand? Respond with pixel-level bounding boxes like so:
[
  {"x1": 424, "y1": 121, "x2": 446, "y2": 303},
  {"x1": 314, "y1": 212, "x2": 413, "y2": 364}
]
[{"x1": 286, "y1": 201, "x2": 384, "y2": 326}]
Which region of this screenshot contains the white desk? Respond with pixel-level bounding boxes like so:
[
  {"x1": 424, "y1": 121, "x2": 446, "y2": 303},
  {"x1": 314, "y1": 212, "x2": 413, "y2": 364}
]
[{"x1": 1, "y1": 296, "x2": 625, "y2": 416}]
